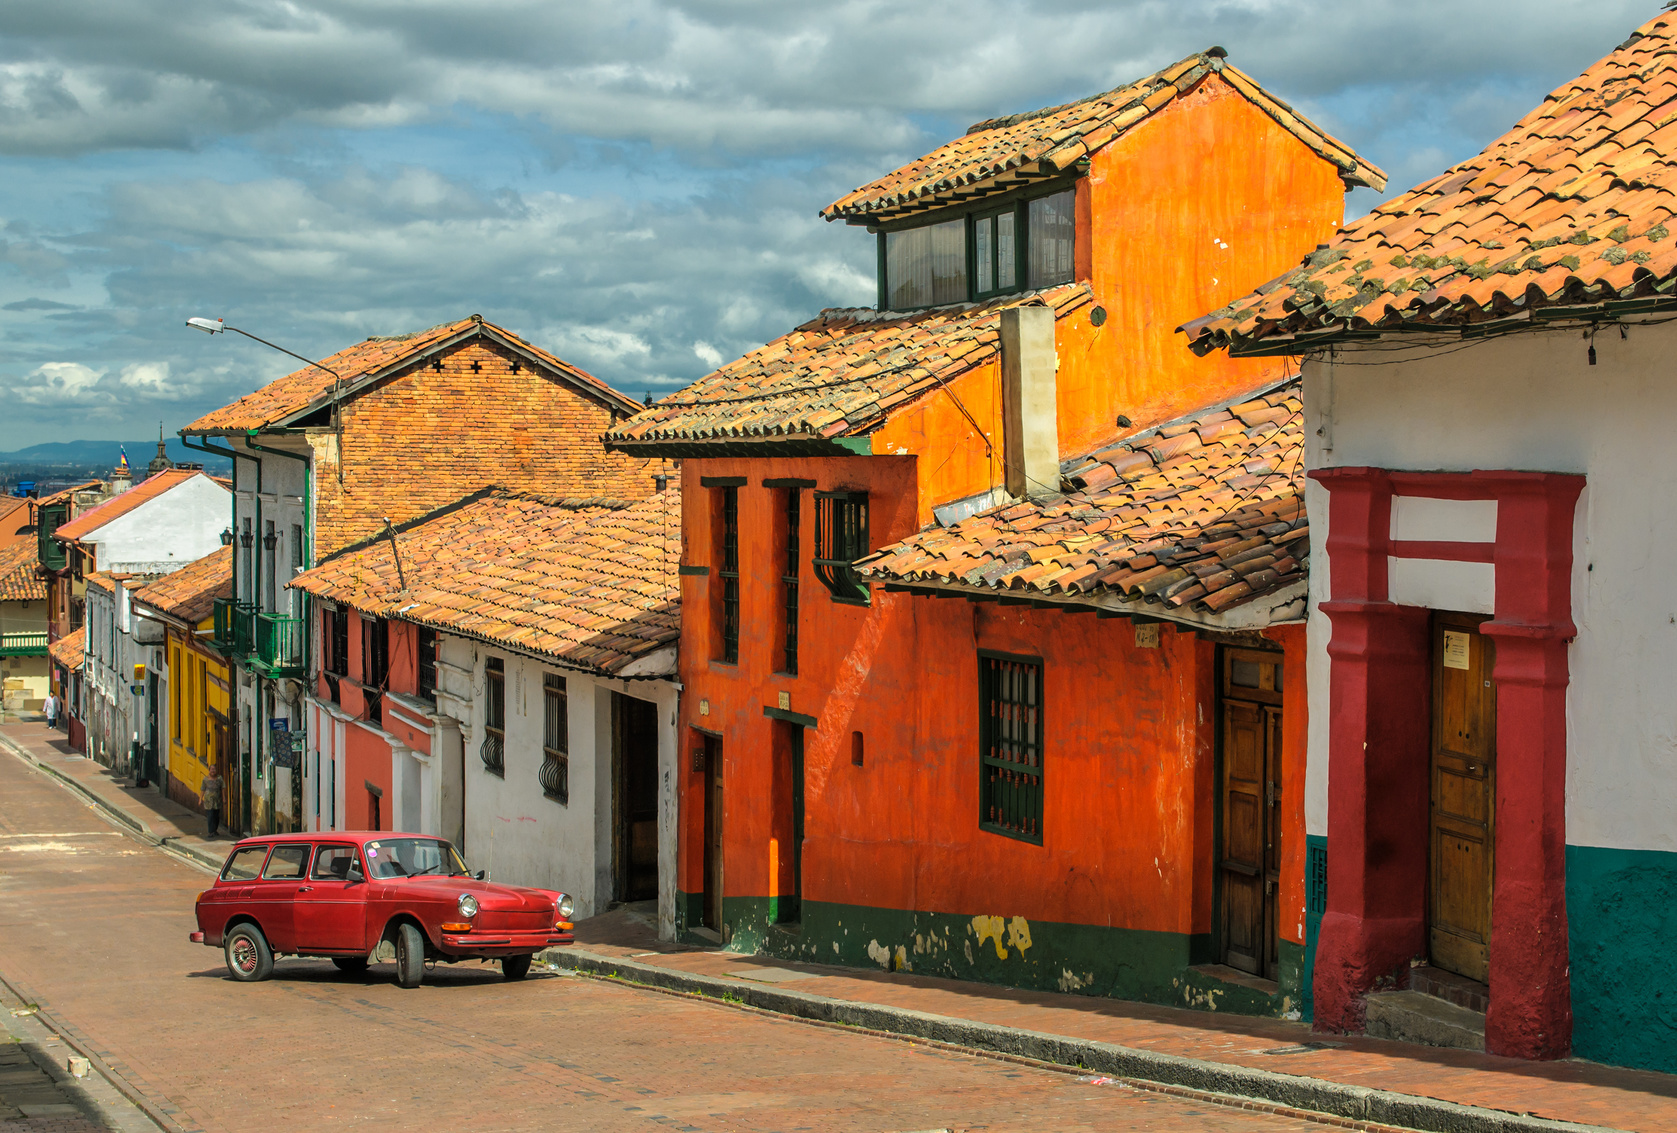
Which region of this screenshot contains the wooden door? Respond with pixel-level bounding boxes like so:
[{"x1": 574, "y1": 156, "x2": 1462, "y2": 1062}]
[
  {"x1": 615, "y1": 695, "x2": 660, "y2": 903},
  {"x1": 702, "y1": 734, "x2": 723, "y2": 931},
  {"x1": 1430, "y1": 614, "x2": 1496, "y2": 983},
  {"x1": 1220, "y1": 649, "x2": 1284, "y2": 979}
]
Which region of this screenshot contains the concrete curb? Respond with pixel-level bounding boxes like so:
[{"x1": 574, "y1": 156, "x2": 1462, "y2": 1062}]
[
  {"x1": 545, "y1": 949, "x2": 1626, "y2": 1133},
  {"x1": 0, "y1": 732, "x2": 224, "y2": 874}
]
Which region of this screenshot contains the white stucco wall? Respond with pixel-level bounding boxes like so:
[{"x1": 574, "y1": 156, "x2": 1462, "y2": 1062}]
[
  {"x1": 84, "y1": 475, "x2": 230, "y2": 574},
  {"x1": 1304, "y1": 321, "x2": 1677, "y2": 853}
]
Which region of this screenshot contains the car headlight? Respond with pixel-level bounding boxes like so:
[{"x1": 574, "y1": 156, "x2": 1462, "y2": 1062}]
[
  {"x1": 457, "y1": 893, "x2": 479, "y2": 918},
  {"x1": 557, "y1": 893, "x2": 574, "y2": 919}
]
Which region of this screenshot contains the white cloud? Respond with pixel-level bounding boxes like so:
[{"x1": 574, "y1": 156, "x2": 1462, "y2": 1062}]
[
  {"x1": 691, "y1": 340, "x2": 723, "y2": 368},
  {"x1": 15, "y1": 361, "x2": 104, "y2": 404},
  {"x1": 118, "y1": 360, "x2": 170, "y2": 392}
]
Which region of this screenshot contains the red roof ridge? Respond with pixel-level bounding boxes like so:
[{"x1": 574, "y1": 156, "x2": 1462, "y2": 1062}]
[{"x1": 55, "y1": 469, "x2": 222, "y2": 542}]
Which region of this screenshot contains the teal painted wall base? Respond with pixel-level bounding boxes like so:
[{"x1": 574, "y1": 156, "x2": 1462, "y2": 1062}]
[
  {"x1": 677, "y1": 893, "x2": 1300, "y2": 1018},
  {"x1": 1301, "y1": 833, "x2": 1327, "y2": 1025},
  {"x1": 1567, "y1": 844, "x2": 1677, "y2": 1074}
]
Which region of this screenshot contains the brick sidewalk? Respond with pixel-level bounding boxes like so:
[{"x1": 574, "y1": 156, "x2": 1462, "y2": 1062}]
[
  {"x1": 0, "y1": 721, "x2": 228, "y2": 872},
  {"x1": 565, "y1": 919, "x2": 1677, "y2": 1132}
]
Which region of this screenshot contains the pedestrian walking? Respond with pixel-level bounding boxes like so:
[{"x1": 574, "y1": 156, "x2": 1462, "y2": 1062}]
[
  {"x1": 43, "y1": 692, "x2": 58, "y2": 730},
  {"x1": 202, "y1": 767, "x2": 223, "y2": 839}
]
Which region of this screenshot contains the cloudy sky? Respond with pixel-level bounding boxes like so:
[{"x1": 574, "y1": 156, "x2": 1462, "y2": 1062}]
[{"x1": 0, "y1": 0, "x2": 1658, "y2": 447}]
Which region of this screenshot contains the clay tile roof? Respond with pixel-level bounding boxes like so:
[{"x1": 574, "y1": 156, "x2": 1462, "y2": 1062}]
[
  {"x1": 183, "y1": 315, "x2": 640, "y2": 435},
  {"x1": 132, "y1": 546, "x2": 232, "y2": 625},
  {"x1": 857, "y1": 376, "x2": 1305, "y2": 620},
  {"x1": 1184, "y1": 15, "x2": 1677, "y2": 354},
  {"x1": 290, "y1": 487, "x2": 681, "y2": 677},
  {"x1": 49, "y1": 627, "x2": 85, "y2": 671},
  {"x1": 35, "y1": 481, "x2": 102, "y2": 509},
  {"x1": 822, "y1": 51, "x2": 1384, "y2": 224},
  {"x1": 607, "y1": 285, "x2": 1092, "y2": 449},
  {"x1": 54, "y1": 470, "x2": 218, "y2": 542},
  {"x1": 0, "y1": 539, "x2": 46, "y2": 602},
  {"x1": 84, "y1": 571, "x2": 128, "y2": 594}
]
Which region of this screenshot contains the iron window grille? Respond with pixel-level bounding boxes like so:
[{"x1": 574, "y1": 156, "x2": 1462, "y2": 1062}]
[
  {"x1": 482, "y1": 657, "x2": 505, "y2": 776},
  {"x1": 782, "y1": 490, "x2": 801, "y2": 674},
  {"x1": 417, "y1": 627, "x2": 437, "y2": 702},
  {"x1": 718, "y1": 486, "x2": 740, "y2": 663},
  {"x1": 362, "y1": 616, "x2": 388, "y2": 725},
  {"x1": 979, "y1": 652, "x2": 1044, "y2": 843},
  {"x1": 814, "y1": 491, "x2": 870, "y2": 605},
  {"x1": 541, "y1": 672, "x2": 568, "y2": 804}
]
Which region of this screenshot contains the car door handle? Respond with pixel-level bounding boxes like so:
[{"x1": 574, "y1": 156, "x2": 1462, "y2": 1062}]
[{"x1": 299, "y1": 885, "x2": 314, "y2": 892}]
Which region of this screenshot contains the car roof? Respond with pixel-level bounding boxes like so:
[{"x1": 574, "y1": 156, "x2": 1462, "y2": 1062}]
[{"x1": 229, "y1": 832, "x2": 442, "y2": 847}]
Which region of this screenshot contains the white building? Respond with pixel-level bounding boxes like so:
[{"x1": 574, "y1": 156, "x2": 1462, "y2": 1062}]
[{"x1": 291, "y1": 486, "x2": 682, "y2": 934}]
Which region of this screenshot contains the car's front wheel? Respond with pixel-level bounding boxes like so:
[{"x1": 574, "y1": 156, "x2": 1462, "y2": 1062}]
[
  {"x1": 502, "y1": 954, "x2": 533, "y2": 981},
  {"x1": 224, "y1": 924, "x2": 273, "y2": 982},
  {"x1": 394, "y1": 924, "x2": 425, "y2": 989},
  {"x1": 332, "y1": 957, "x2": 369, "y2": 975}
]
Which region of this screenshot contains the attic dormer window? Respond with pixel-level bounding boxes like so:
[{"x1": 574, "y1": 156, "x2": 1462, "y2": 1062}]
[{"x1": 878, "y1": 186, "x2": 1076, "y2": 310}]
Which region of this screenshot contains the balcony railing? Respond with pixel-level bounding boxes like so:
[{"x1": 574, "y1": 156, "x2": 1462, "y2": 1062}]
[
  {"x1": 540, "y1": 748, "x2": 568, "y2": 804},
  {"x1": 211, "y1": 598, "x2": 258, "y2": 657},
  {"x1": 0, "y1": 632, "x2": 48, "y2": 657},
  {"x1": 481, "y1": 729, "x2": 505, "y2": 777},
  {"x1": 250, "y1": 613, "x2": 305, "y2": 677}
]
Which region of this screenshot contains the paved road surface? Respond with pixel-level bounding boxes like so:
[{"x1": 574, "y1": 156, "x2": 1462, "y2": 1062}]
[{"x1": 0, "y1": 745, "x2": 1344, "y2": 1133}]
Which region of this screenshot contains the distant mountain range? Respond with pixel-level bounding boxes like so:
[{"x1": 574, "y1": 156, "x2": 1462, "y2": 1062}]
[{"x1": 0, "y1": 438, "x2": 232, "y2": 474}]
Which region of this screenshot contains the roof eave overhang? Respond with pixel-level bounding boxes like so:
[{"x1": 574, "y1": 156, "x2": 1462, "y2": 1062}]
[
  {"x1": 871, "y1": 577, "x2": 1307, "y2": 633},
  {"x1": 602, "y1": 433, "x2": 875, "y2": 459}
]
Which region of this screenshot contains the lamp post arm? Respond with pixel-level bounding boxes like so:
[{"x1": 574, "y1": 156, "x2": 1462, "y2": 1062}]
[{"x1": 222, "y1": 325, "x2": 342, "y2": 380}]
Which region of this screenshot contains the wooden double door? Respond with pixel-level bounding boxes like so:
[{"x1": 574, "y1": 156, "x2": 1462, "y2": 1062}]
[
  {"x1": 1429, "y1": 613, "x2": 1496, "y2": 983},
  {"x1": 1220, "y1": 649, "x2": 1284, "y2": 979}
]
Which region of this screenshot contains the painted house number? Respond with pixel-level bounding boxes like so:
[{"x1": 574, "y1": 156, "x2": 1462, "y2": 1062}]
[{"x1": 1442, "y1": 631, "x2": 1471, "y2": 670}]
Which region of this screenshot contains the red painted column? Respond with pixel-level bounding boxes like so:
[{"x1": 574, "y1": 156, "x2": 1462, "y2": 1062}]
[{"x1": 1481, "y1": 472, "x2": 1582, "y2": 1060}]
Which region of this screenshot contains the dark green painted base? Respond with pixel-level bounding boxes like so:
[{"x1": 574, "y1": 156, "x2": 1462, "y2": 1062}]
[
  {"x1": 1302, "y1": 833, "x2": 1327, "y2": 1025},
  {"x1": 1567, "y1": 844, "x2": 1677, "y2": 1074},
  {"x1": 678, "y1": 893, "x2": 1300, "y2": 1018}
]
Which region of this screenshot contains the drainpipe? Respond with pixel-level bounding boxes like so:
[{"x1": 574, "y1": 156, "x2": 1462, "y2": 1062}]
[
  {"x1": 181, "y1": 432, "x2": 261, "y2": 835},
  {"x1": 245, "y1": 431, "x2": 314, "y2": 834}
]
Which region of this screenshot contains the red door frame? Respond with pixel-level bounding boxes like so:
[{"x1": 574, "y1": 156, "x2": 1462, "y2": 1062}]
[{"x1": 1312, "y1": 467, "x2": 1582, "y2": 1060}]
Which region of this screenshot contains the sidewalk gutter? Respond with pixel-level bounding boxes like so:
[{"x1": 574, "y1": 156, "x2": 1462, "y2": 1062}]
[
  {"x1": 0, "y1": 733, "x2": 223, "y2": 875},
  {"x1": 544, "y1": 948, "x2": 1624, "y2": 1133}
]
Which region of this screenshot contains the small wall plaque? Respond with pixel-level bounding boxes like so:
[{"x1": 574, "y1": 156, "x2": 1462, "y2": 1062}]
[
  {"x1": 1442, "y1": 631, "x2": 1471, "y2": 670},
  {"x1": 778, "y1": 691, "x2": 790, "y2": 710}
]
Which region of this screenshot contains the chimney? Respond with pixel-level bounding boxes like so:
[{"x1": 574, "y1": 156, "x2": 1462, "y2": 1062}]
[{"x1": 1000, "y1": 306, "x2": 1059, "y2": 498}]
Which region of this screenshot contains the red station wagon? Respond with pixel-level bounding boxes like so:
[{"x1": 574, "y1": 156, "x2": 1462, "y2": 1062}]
[{"x1": 190, "y1": 832, "x2": 575, "y2": 986}]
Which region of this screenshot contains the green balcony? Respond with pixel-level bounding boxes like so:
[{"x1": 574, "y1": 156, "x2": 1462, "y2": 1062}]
[
  {"x1": 250, "y1": 613, "x2": 305, "y2": 678},
  {"x1": 211, "y1": 598, "x2": 258, "y2": 658},
  {"x1": 0, "y1": 632, "x2": 48, "y2": 657}
]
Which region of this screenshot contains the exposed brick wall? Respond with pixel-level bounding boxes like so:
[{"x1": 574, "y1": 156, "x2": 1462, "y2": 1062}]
[{"x1": 310, "y1": 339, "x2": 655, "y2": 554}]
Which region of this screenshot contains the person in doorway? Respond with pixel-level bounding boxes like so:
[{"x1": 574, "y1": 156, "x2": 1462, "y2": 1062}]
[
  {"x1": 202, "y1": 767, "x2": 223, "y2": 839},
  {"x1": 43, "y1": 692, "x2": 58, "y2": 730}
]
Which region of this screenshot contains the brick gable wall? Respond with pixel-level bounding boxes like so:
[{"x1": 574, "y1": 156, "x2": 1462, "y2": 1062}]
[{"x1": 310, "y1": 338, "x2": 654, "y2": 554}]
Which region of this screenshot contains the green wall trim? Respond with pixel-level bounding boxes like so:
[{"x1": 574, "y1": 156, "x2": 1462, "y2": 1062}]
[
  {"x1": 697, "y1": 896, "x2": 1292, "y2": 1017},
  {"x1": 1566, "y1": 844, "x2": 1677, "y2": 1074},
  {"x1": 1302, "y1": 833, "x2": 1327, "y2": 1025}
]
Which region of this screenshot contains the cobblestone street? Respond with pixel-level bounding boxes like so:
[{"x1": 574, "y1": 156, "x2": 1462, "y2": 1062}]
[{"x1": 0, "y1": 736, "x2": 1364, "y2": 1133}]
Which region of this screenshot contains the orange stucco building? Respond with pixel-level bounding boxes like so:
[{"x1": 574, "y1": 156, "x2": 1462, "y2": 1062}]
[{"x1": 608, "y1": 51, "x2": 1380, "y2": 1013}]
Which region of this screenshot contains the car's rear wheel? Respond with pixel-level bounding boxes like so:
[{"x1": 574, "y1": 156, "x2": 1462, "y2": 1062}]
[
  {"x1": 332, "y1": 957, "x2": 369, "y2": 975},
  {"x1": 394, "y1": 924, "x2": 425, "y2": 989},
  {"x1": 224, "y1": 924, "x2": 273, "y2": 982},
  {"x1": 502, "y1": 954, "x2": 533, "y2": 981}
]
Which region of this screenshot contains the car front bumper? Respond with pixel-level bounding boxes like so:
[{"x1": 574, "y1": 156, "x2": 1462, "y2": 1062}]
[{"x1": 439, "y1": 929, "x2": 574, "y2": 957}]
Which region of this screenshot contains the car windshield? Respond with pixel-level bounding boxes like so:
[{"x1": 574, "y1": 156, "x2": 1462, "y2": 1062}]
[{"x1": 363, "y1": 838, "x2": 469, "y2": 879}]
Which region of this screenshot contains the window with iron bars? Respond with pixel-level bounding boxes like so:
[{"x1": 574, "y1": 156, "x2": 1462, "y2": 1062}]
[
  {"x1": 324, "y1": 607, "x2": 349, "y2": 705},
  {"x1": 482, "y1": 657, "x2": 505, "y2": 776},
  {"x1": 782, "y1": 490, "x2": 801, "y2": 674},
  {"x1": 814, "y1": 491, "x2": 869, "y2": 605},
  {"x1": 979, "y1": 652, "x2": 1043, "y2": 843},
  {"x1": 717, "y1": 486, "x2": 740, "y2": 663},
  {"x1": 417, "y1": 627, "x2": 437, "y2": 702},
  {"x1": 541, "y1": 673, "x2": 568, "y2": 804},
  {"x1": 361, "y1": 616, "x2": 388, "y2": 725}
]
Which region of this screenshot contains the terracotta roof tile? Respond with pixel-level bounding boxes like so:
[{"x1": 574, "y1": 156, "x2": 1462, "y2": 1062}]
[
  {"x1": 290, "y1": 488, "x2": 680, "y2": 676},
  {"x1": 857, "y1": 377, "x2": 1304, "y2": 619},
  {"x1": 0, "y1": 539, "x2": 46, "y2": 602},
  {"x1": 131, "y1": 546, "x2": 232, "y2": 626},
  {"x1": 34, "y1": 481, "x2": 102, "y2": 509},
  {"x1": 49, "y1": 627, "x2": 84, "y2": 670},
  {"x1": 55, "y1": 471, "x2": 219, "y2": 542},
  {"x1": 822, "y1": 52, "x2": 1384, "y2": 223},
  {"x1": 607, "y1": 286, "x2": 1092, "y2": 447},
  {"x1": 183, "y1": 315, "x2": 641, "y2": 435},
  {"x1": 1184, "y1": 15, "x2": 1677, "y2": 352}
]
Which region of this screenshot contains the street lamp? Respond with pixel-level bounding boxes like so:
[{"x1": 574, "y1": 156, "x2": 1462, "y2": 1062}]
[
  {"x1": 262, "y1": 529, "x2": 278, "y2": 551},
  {"x1": 220, "y1": 527, "x2": 235, "y2": 546},
  {"x1": 185, "y1": 317, "x2": 343, "y2": 382}
]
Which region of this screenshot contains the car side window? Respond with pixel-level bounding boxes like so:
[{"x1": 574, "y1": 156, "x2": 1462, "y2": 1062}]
[
  {"x1": 261, "y1": 844, "x2": 309, "y2": 880},
  {"x1": 311, "y1": 845, "x2": 358, "y2": 881},
  {"x1": 222, "y1": 846, "x2": 269, "y2": 881}
]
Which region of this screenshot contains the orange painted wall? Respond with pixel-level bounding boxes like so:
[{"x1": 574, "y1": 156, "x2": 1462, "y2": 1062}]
[
  {"x1": 312, "y1": 608, "x2": 399, "y2": 830},
  {"x1": 677, "y1": 457, "x2": 1225, "y2": 935}
]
